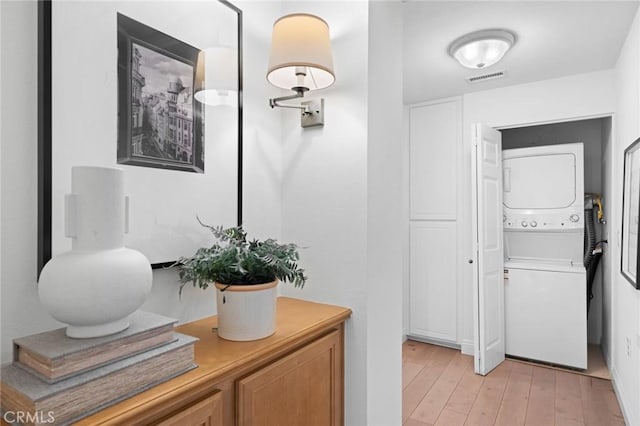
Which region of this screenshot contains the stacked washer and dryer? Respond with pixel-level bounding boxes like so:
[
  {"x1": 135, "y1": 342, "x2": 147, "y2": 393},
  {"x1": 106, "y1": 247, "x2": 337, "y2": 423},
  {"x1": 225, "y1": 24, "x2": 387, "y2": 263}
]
[{"x1": 502, "y1": 143, "x2": 587, "y2": 369}]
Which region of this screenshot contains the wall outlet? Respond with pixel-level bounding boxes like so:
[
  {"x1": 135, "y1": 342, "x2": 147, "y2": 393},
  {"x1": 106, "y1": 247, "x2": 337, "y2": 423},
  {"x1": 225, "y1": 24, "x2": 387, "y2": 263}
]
[{"x1": 626, "y1": 337, "x2": 632, "y2": 357}]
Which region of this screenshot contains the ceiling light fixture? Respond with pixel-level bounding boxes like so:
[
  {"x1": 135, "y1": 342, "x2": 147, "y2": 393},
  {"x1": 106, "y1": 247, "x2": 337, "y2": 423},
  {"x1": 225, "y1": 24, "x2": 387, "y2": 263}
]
[{"x1": 448, "y1": 29, "x2": 516, "y2": 70}]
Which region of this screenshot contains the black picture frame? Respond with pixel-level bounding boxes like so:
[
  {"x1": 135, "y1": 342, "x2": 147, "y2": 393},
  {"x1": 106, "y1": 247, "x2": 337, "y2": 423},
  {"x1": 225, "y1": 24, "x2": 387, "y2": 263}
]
[
  {"x1": 37, "y1": 0, "x2": 243, "y2": 275},
  {"x1": 621, "y1": 136, "x2": 640, "y2": 289},
  {"x1": 116, "y1": 13, "x2": 205, "y2": 173}
]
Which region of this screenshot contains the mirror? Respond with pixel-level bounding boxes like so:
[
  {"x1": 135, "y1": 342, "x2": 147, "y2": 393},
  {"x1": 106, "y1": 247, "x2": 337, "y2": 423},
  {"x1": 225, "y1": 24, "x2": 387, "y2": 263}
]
[{"x1": 38, "y1": 0, "x2": 243, "y2": 273}]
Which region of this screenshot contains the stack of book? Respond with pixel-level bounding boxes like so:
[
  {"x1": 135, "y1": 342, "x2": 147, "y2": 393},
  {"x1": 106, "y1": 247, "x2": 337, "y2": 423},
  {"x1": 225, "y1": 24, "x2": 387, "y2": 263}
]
[{"x1": 0, "y1": 311, "x2": 197, "y2": 425}]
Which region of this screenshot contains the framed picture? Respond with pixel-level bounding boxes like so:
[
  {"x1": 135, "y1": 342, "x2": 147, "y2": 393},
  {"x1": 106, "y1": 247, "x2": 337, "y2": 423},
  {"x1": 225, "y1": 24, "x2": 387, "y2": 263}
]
[
  {"x1": 117, "y1": 13, "x2": 205, "y2": 173},
  {"x1": 38, "y1": 0, "x2": 243, "y2": 273},
  {"x1": 621, "y1": 136, "x2": 640, "y2": 289}
]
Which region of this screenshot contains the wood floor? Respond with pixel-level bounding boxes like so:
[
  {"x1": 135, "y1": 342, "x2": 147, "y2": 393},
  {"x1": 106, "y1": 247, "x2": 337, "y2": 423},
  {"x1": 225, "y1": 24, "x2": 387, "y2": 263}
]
[{"x1": 403, "y1": 340, "x2": 625, "y2": 426}]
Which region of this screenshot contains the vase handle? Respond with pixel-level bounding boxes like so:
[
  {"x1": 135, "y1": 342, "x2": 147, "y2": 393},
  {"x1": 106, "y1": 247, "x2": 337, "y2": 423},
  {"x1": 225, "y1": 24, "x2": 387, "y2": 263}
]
[
  {"x1": 64, "y1": 193, "x2": 77, "y2": 238},
  {"x1": 124, "y1": 196, "x2": 130, "y2": 234}
]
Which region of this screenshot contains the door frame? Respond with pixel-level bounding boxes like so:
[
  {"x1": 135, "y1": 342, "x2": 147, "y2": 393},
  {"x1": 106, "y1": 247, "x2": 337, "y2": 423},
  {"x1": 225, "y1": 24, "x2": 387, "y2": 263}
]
[{"x1": 469, "y1": 113, "x2": 615, "y2": 374}]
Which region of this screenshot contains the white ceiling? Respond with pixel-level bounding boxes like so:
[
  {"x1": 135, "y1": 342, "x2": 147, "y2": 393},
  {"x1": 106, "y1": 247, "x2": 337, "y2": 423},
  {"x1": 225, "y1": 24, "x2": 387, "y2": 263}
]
[{"x1": 402, "y1": 1, "x2": 639, "y2": 104}]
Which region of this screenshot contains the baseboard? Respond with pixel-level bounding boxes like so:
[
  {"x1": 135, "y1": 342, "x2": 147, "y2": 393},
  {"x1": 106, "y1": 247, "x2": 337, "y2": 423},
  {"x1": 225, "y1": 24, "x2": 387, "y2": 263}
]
[
  {"x1": 460, "y1": 339, "x2": 474, "y2": 356},
  {"x1": 601, "y1": 340, "x2": 611, "y2": 369},
  {"x1": 406, "y1": 334, "x2": 460, "y2": 351},
  {"x1": 604, "y1": 339, "x2": 634, "y2": 425},
  {"x1": 609, "y1": 364, "x2": 637, "y2": 426},
  {"x1": 402, "y1": 329, "x2": 408, "y2": 343}
]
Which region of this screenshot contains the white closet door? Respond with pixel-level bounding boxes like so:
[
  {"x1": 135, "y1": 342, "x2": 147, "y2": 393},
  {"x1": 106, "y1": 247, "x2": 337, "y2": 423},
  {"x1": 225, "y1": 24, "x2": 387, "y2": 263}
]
[
  {"x1": 410, "y1": 101, "x2": 458, "y2": 220},
  {"x1": 409, "y1": 221, "x2": 457, "y2": 342},
  {"x1": 472, "y1": 123, "x2": 505, "y2": 375}
]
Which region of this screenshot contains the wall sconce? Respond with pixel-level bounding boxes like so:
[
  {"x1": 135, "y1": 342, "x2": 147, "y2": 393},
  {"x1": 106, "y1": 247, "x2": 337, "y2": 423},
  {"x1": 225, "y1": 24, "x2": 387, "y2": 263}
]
[
  {"x1": 267, "y1": 13, "x2": 335, "y2": 128},
  {"x1": 195, "y1": 46, "x2": 238, "y2": 107}
]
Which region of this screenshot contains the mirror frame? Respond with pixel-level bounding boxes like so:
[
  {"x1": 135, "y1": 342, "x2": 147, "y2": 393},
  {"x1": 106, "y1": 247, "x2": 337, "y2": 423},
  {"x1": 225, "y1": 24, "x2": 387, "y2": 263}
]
[{"x1": 621, "y1": 136, "x2": 640, "y2": 289}]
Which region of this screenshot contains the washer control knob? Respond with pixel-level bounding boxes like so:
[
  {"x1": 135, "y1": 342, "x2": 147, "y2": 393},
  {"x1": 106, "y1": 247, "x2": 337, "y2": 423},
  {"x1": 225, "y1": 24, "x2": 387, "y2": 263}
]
[
  {"x1": 530, "y1": 221, "x2": 537, "y2": 228},
  {"x1": 569, "y1": 214, "x2": 580, "y2": 223},
  {"x1": 521, "y1": 221, "x2": 528, "y2": 228}
]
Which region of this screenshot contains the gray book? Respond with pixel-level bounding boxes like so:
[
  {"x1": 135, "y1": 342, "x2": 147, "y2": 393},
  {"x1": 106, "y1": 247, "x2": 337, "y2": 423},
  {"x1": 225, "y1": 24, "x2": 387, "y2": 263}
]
[
  {"x1": 1, "y1": 333, "x2": 198, "y2": 426},
  {"x1": 13, "y1": 310, "x2": 178, "y2": 382}
]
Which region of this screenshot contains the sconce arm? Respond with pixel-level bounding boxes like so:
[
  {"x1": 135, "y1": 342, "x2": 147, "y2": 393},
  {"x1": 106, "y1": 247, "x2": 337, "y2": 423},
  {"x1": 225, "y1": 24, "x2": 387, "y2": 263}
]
[{"x1": 269, "y1": 88, "x2": 311, "y2": 112}]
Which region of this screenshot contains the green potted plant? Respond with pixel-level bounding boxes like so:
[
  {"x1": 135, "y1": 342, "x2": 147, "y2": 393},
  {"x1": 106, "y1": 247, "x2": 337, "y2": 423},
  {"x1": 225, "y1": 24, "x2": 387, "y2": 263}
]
[{"x1": 176, "y1": 220, "x2": 306, "y2": 341}]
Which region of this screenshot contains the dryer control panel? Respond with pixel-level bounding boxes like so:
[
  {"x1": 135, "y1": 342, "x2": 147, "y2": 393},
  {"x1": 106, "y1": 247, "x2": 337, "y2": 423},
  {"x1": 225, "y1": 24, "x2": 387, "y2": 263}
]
[{"x1": 503, "y1": 211, "x2": 583, "y2": 230}]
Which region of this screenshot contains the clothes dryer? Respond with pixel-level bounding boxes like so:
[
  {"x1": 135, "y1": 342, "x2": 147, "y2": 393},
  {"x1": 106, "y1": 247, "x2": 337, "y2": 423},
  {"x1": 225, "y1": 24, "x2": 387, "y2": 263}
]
[{"x1": 503, "y1": 142, "x2": 584, "y2": 236}]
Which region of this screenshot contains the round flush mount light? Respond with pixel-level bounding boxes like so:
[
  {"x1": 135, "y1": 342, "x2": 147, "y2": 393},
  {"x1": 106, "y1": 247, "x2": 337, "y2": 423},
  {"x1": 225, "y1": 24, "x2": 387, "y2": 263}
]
[{"x1": 448, "y1": 29, "x2": 516, "y2": 69}]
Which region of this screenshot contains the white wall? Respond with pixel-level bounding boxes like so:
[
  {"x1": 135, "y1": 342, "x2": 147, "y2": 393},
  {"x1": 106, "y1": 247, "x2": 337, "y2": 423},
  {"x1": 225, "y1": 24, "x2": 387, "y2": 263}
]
[
  {"x1": 601, "y1": 116, "x2": 613, "y2": 366},
  {"x1": 402, "y1": 107, "x2": 411, "y2": 338},
  {"x1": 1, "y1": 0, "x2": 63, "y2": 362},
  {"x1": 278, "y1": 2, "x2": 370, "y2": 424},
  {"x1": 275, "y1": 1, "x2": 403, "y2": 424},
  {"x1": 235, "y1": 1, "x2": 283, "y2": 242},
  {"x1": 463, "y1": 70, "x2": 616, "y2": 130},
  {"x1": 235, "y1": 5, "x2": 404, "y2": 422},
  {"x1": 0, "y1": 0, "x2": 3, "y2": 339},
  {"x1": 141, "y1": 0, "x2": 283, "y2": 325},
  {"x1": 611, "y1": 7, "x2": 640, "y2": 425},
  {"x1": 459, "y1": 70, "x2": 616, "y2": 355},
  {"x1": 366, "y1": 1, "x2": 403, "y2": 424},
  {"x1": 0, "y1": 0, "x2": 283, "y2": 362}
]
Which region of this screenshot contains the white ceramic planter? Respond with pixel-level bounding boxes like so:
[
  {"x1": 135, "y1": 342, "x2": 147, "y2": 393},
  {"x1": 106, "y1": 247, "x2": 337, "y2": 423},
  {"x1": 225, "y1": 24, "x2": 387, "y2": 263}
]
[
  {"x1": 38, "y1": 166, "x2": 152, "y2": 338},
  {"x1": 215, "y1": 280, "x2": 278, "y2": 341}
]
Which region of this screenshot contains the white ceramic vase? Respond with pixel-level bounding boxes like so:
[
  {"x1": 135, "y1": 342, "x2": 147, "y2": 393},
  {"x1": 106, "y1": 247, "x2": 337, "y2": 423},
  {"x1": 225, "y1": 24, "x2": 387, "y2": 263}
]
[
  {"x1": 215, "y1": 280, "x2": 278, "y2": 341},
  {"x1": 38, "y1": 166, "x2": 152, "y2": 338}
]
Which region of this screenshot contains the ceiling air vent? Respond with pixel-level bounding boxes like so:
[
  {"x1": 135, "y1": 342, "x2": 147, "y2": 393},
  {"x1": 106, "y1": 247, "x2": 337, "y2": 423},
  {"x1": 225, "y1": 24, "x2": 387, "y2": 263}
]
[{"x1": 465, "y1": 70, "x2": 506, "y2": 84}]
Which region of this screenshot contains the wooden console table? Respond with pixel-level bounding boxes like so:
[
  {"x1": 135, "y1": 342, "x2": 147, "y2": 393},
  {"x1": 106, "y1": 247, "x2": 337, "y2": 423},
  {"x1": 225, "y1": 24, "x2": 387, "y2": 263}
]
[{"x1": 66, "y1": 297, "x2": 351, "y2": 426}]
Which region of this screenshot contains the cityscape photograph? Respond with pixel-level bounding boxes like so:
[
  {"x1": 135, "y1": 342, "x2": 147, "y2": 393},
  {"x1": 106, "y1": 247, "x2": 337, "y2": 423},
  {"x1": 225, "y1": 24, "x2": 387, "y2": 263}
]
[{"x1": 122, "y1": 42, "x2": 203, "y2": 172}]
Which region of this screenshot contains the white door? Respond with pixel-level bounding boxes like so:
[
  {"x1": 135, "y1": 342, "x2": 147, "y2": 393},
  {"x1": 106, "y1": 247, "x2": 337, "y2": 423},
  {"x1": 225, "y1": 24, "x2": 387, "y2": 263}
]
[
  {"x1": 409, "y1": 221, "x2": 457, "y2": 342},
  {"x1": 472, "y1": 123, "x2": 505, "y2": 375}
]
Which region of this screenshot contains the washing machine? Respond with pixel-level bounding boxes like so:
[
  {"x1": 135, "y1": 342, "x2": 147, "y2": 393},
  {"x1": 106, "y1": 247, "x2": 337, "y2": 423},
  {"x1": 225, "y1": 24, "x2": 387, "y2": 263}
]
[
  {"x1": 503, "y1": 142, "x2": 587, "y2": 369},
  {"x1": 504, "y1": 261, "x2": 586, "y2": 368}
]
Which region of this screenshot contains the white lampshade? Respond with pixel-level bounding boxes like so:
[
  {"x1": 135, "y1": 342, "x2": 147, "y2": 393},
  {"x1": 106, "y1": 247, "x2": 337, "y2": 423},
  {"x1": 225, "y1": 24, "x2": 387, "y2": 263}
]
[
  {"x1": 195, "y1": 47, "x2": 238, "y2": 107},
  {"x1": 195, "y1": 89, "x2": 237, "y2": 107},
  {"x1": 267, "y1": 13, "x2": 335, "y2": 91},
  {"x1": 448, "y1": 29, "x2": 515, "y2": 70}
]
